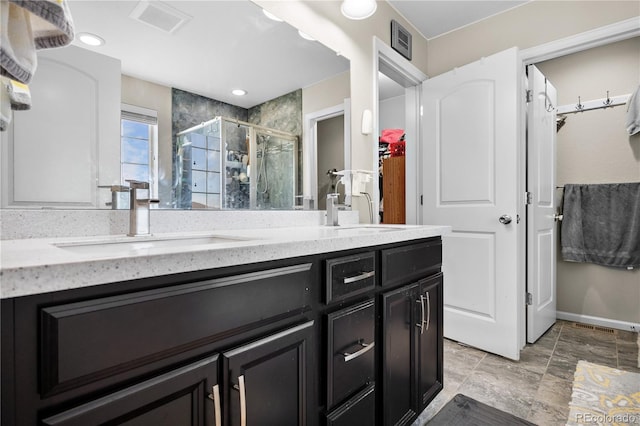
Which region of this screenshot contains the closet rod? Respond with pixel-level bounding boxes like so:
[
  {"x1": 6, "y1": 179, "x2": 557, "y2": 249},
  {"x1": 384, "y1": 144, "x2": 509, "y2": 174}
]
[{"x1": 556, "y1": 93, "x2": 630, "y2": 115}]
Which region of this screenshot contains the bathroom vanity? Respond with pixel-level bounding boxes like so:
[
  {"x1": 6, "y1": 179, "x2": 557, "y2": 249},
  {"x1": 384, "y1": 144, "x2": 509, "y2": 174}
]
[{"x1": 1, "y1": 225, "x2": 448, "y2": 425}]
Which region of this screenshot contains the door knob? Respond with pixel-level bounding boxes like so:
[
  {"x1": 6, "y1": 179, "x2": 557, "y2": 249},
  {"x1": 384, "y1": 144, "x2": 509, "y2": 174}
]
[{"x1": 499, "y1": 215, "x2": 512, "y2": 225}]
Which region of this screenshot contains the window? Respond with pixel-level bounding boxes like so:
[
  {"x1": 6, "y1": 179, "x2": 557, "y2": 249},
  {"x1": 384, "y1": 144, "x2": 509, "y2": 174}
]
[{"x1": 120, "y1": 104, "x2": 159, "y2": 200}]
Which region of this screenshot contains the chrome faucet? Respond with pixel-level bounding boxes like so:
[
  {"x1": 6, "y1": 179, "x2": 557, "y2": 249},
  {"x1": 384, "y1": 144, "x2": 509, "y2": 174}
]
[
  {"x1": 326, "y1": 193, "x2": 339, "y2": 226},
  {"x1": 126, "y1": 180, "x2": 150, "y2": 236}
]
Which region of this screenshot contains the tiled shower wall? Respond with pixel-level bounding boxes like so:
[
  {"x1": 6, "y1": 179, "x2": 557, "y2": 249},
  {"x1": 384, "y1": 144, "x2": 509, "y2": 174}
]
[{"x1": 171, "y1": 88, "x2": 303, "y2": 209}]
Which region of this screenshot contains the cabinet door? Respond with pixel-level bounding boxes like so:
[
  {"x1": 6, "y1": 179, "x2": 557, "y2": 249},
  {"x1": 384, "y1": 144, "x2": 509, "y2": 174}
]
[
  {"x1": 381, "y1": 283, "x2": 419, "y2": 426},
  {"x1": 41, "y1": 354, "x2": 220, "y2": 426},
  {"x1": 417, "y1": 274, "x2": 443, "y2": 411},
  {"x1": 223, "y1": 321, "x2": 314, "y2": 426}
]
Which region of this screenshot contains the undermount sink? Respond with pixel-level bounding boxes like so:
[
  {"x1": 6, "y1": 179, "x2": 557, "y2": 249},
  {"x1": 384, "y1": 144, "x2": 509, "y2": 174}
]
[
  {"x1": 333, "y1": 226, "x2": 401, "y2": 234},
  {"x1": 54, "y1": 234, "x2": 253, "y2": 256}
]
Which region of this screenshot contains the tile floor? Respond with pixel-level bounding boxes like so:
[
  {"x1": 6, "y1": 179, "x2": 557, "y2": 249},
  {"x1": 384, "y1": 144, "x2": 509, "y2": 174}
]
[{"x1": 413, "y1": 320, "x2": 640, "y2": 425}]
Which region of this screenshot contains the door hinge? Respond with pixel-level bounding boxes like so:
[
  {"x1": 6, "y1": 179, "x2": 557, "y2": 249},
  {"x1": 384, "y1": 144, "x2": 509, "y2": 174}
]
[
  {"x1": 526, "y1": 293, "x2": 533, "y2": 305},
  {"x1": 525, "y1": 191, "x2": 532, "y2": 205},
  {"x1": 526, "y1": 89, "x2": 532, "y2": 103},
  {"x1": 420, "y1": 195, "x2": 423, "y2": 206}
]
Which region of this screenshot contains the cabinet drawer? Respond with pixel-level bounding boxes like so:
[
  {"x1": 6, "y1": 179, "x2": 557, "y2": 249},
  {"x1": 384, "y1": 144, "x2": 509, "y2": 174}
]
[
  {"x1": 41, "y1": 354, "x2": 219, "y2": 426},
  {"x1": 326, "y1": 384, "x2": 375, "y2": 426},
  {"x1": 40, "y1": 263, "x2": 312, "y2": 397},
  {"x1": 326, "y1": 252, "x2": 376, "y2": 303},
  {"x1": 326, "y1": 300, "x2": 375, "y2": 408},
  {"x1": 381, "y1": 239, "x2": 441, "y2": 287}
]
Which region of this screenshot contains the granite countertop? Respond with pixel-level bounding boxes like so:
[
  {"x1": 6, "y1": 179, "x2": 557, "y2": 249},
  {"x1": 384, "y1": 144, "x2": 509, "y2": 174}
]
[{"x1": 0, "y1": 224, "x2": 451, "y2": 299}]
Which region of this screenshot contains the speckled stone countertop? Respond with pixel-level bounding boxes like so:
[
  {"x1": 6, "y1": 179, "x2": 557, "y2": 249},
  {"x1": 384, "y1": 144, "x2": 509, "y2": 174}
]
[{"x1": 0, "y1": 225, "x2": 451, "y2": 299}]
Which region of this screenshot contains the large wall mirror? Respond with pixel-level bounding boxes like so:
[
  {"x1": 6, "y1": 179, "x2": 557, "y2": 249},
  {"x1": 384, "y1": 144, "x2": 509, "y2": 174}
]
[{"x1": 0, "y1": 0, "x2": 350, "y2": 210}]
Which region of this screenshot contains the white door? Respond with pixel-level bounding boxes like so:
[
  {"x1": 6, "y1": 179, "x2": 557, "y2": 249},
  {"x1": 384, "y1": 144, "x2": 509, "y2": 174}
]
[
  {"x1": 422, "y1": 47, "x2": 523, "y2": 360},
  {"x1": 526, "y1": 65, "x2": 557, "y2": 343}
]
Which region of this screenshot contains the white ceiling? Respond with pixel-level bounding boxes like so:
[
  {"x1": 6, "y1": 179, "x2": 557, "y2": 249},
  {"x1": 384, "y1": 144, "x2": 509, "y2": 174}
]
[
  {"x1": 67, "y1": 0, "x2": 349, "y2": 109},
  {"x1": 387, "y1": 1, "x2": 530, "y2": 40},
  {"x1": 67, "y1": 1, "x2": 530, "y2": 108}
]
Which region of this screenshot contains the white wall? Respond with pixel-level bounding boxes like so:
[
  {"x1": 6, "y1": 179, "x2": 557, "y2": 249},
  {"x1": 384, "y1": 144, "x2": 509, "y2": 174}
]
[
  {"x1": 536, "y1": 37, "x2": 640, "y2": 326},
  {"x1": 427, "y1": 1, "x2": 639, "y2": 77},
  {"x1": 379, "y1": 95, "x2": 406, "y2": 132},
  {"x1": 302, "y1": 71, "x2": 350, "y2": 118}
]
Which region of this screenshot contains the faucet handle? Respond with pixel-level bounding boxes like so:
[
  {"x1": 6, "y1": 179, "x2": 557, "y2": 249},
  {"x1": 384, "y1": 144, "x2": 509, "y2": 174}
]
[{"x1": 125, "y1": 180, "x2": 149, "y2": 190}]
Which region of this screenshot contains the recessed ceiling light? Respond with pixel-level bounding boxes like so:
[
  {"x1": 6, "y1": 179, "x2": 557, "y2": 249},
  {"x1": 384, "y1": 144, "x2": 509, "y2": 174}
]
[
  {"x1": 298, "y1": 30, "x2": 315, "y2": 41},
  {"x1": 232, "y1": 89, "x2": 247, "y2": 96},
  {"x1": 262, "y1": 9, "x2": 283, "y2": 22},
  {"x1": 76, "y1": 32, "x2": 105, "y2": 46}
]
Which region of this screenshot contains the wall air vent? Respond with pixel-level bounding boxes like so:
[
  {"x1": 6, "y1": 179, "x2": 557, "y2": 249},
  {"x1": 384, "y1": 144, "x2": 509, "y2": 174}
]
[
  {"x1": 572, "y1": 322, "x2": 617, "y2": 335},
  {"x1": 129, "y1": 1, "x2": 191, "y2": 34},
  {"x1": 391, "y1": 20, "x2": 412, "y2": 61}
]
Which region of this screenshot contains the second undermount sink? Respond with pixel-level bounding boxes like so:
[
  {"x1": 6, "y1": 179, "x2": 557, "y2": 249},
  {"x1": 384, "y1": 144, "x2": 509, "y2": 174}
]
[
  {"x1": 332, "y1": 225, "x2": 401, "y2": 234},
  {"x1": 54, "y1": 234, "x2": 253, "y2": 256}
]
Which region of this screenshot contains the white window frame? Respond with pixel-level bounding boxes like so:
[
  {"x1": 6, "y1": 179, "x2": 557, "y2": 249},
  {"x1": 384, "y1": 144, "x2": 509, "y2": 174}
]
[{"x1": 120, "y1": 103, "x2": 159, "y2": 200}]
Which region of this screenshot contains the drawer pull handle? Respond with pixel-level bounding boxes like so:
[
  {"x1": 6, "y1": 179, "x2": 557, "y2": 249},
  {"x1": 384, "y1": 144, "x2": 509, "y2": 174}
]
[
  {"x1": 342, "y1": 341, "x2": 375, "y2": 362},
  {"x1": 232, "y1": 375, "x2": 247, "y2": 426},
  {"x1": 416, "y1": 296, "x2": 425, "y2": 334},
  {"x1": 207, "y1": 384, "x2": 222, "y2": 426},
  {"x1": 343, "y1": 270, "x2": 375, "y2": 284}
]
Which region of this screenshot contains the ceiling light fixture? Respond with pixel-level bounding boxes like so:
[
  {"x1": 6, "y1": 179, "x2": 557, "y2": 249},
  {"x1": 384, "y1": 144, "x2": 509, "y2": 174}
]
[
  {"x1": 76, "y1": 32, "x2": 105, "y2": 46},
  {"x1": 262, "y1": 9, "x2": 283, "y2": 22},
  {"x1": 298, "y1": 30, "x2": 315, "y2": 41},
  {"x1": 232, "y1": 89, "x2": 247, "y2": 96},
  {"x1": 341, "y1": 0, "x2": 377, "y2": 20}
]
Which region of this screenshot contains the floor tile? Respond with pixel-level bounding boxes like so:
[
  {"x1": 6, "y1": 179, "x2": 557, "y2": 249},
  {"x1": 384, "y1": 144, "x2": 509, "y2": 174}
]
[
  {"x1": 535, "y1": 373, "x2": 573, "y2": 408},
  {"x1": 414, "y1": 321, "x2": 635, "y2": 426},
  {"x1": 527, "y1": 400, "x2": 570, "y2": 426}
]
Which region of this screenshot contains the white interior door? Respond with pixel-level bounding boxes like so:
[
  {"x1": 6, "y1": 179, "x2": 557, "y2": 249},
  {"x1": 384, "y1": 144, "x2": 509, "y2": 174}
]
[
  {"x1": 422, "y1": 47, "x2": 523, "y2": 360},
  {"x1": 526, "y1": 65, "x2": 557, "y2": 343}
]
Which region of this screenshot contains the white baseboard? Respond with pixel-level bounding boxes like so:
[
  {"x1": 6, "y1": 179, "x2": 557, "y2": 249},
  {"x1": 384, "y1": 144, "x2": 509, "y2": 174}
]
[{"x1": 556, "y1": 311, "x2": 640, "y2": 333}]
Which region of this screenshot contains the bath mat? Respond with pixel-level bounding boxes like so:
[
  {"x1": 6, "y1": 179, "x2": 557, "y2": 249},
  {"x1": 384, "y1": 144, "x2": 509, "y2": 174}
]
[
  {"x1": 427, "y1": 394, "x2": 534, "y2": 425},
  {"x1": 566, "y1": 360, "x2": 640, "y2": 425}
]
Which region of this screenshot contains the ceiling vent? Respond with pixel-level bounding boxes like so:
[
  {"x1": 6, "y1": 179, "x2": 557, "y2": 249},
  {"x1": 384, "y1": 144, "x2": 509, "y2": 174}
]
[
  {"x1": 391, "y1": 20, "x2": 412, "y2": 61},
  {"x1": 129, "y1": 1, "x2": 191, "y2": 34}
]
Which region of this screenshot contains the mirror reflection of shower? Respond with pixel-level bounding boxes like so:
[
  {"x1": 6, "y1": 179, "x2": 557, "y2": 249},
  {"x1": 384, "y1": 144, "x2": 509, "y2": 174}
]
[{"x1": 175, "y1": 117, "x2": 299, "y2": 210}]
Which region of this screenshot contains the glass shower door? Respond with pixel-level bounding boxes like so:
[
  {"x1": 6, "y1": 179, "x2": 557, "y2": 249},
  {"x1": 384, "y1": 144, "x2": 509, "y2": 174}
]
[
  {"x1": 252, "y1": 130, "x2": 298, "y2": 210},
  {"x1": 221, "y1": 119, "x2": 251, "y2": 209}
]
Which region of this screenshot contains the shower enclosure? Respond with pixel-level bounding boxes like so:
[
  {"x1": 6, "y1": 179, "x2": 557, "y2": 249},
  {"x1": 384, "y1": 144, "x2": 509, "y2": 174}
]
[{"x1": 175, "y1": 117, "x2": 299, "y2": 210}]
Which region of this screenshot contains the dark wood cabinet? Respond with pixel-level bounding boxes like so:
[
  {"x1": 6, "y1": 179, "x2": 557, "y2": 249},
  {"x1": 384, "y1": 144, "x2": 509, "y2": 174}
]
[
  {"x1": 41, "y1": 354, "x2": 220, "y2": 426},
  {"x1": 381, "y1": 283, "x2": 419, "y2": 426},
  {"x1": 1, "y1": 237, "x2": 443, "y2": 426},
  {"x1": 381, "y1": 274, "x2": 444, "y2": 426},
  {"x1": 223, "y1": 321, "x2": 314, "y2": 426},
  {"x1": 326, "y1": 384, "x2": 375, "y2": 426},
  {"x1": 417, "y1": 274, "x2": 444, "y2": 411}
]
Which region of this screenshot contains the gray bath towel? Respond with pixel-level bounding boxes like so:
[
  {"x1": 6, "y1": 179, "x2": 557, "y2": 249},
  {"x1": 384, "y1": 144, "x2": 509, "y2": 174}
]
[{"x1": 561, "y1": 183, "x2": 640, "y2": 268}]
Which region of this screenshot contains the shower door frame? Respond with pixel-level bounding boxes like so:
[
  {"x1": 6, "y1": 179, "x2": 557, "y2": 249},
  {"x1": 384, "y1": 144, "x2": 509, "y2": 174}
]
[{"x1": 218, "y1": 117, "x2": 299, "y2": 210}]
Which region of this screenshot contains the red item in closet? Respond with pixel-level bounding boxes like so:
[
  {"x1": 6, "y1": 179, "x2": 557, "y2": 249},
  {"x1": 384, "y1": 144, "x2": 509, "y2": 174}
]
[{"x1": 380, "y1": 128, "x2": 406, "y2": 157}]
